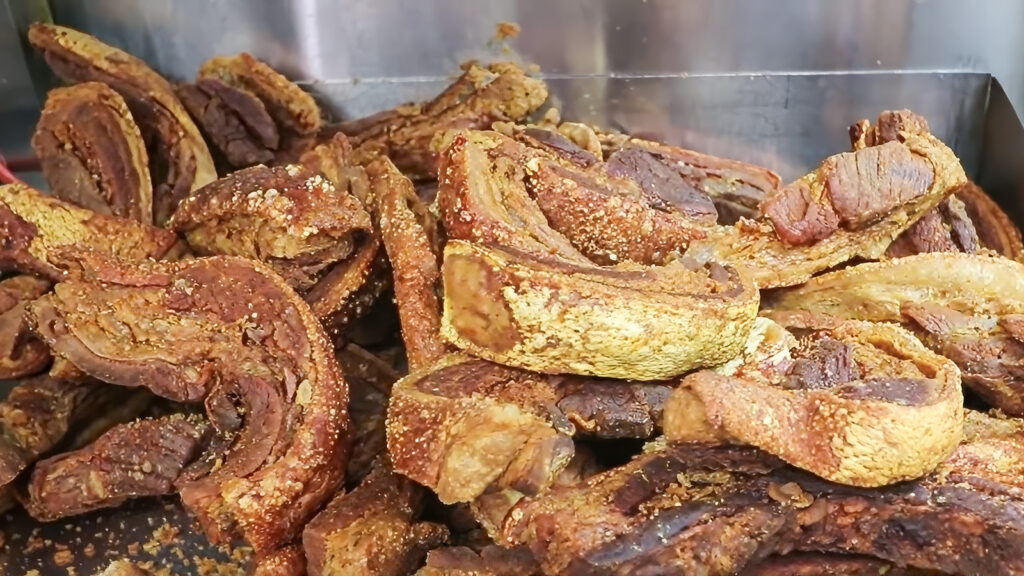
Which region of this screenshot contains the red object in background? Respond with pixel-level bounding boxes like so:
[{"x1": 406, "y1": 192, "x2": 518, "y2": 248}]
[{"x1": 0, "y1": 152, "x2": 26, "y2": 184}]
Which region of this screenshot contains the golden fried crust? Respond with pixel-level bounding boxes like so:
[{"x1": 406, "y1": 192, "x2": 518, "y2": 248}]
[
  {"x1": 200, "y1": 53, "x2": 322, "y2": 136},
  {"x1": 441, "y1": 240, "x2": 758, "y2": 379},
  {"x1": 0, "y1": 275, "x2": 52, "y2": 379},
  {"x1": 437, "y1": 130, "x2": 759, "y2": 379},
  {"x1": 368, "y1": 156, "x2": 448, "y2": 370},
  {"x1": 29, "y1": 254, "x2": 349, "y2": 555},
  {"x1": 955, "y1": 181, "x2": 1024, "y2": 259},
  {"x1": 766, "y1": 252, "x2": 1024, "y2": 321},
  {"x1": 33, "y1": 82, "x2": 153, "y2": 223},
  {"x1": 667, "y1": 320, "x2": 964, "y2": 486},
  {"x1": 0, "y1": 183, "x2": 178, "y2": 280},
  {"x1": 687, "y1": 130, "x2": 968, "y2": 288},
  {"x1": 28, "y1": 23, "x2": 216, "y2": 225}
]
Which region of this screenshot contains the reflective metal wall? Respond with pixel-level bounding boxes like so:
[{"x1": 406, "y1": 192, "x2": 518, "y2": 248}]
[{"x1": 3, "y1": 0, "x2": 1024, "y2": 180}]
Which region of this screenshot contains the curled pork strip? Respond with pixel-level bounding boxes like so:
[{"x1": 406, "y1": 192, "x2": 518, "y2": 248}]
[
  {"x1": 387, "y1": 354, "x2": 671, "y2": 503},
  {"x1": 28, "y1": 23, "x2": 216, "y2": 225},
  {"x1": 0, "y1": 275, "x2": 51, "y2": 379},
  {"x1": 303, "y1": 464, "x2": 449, "y2": 576},
  {"x1": 33, "y1": 82, "x2": 153, "y2": 223},
  {"x1": 24, "y1": 413, "x2": 209, "y2": 521},
  {"x1": 766, "y1": 252, "x2": 1024, "y2": 415},
  {"x1": 338, "y1": 62, "x2": 548, "y2": 179},
  {"x1": 505, "y1": 411, "x2": 1024, "y2": 576},
  {"x1": 28, "y1": 253, "x2": 349, "y2": 555},
  {"x1": 665, "y1": 317, "x2": 963, "y2": 486},
  {"x1": 0, "y1": 183, "x2": 178, "y2": 281},
  {"x1": 437, "y1": 130, "x2": 759, "y2": 379},
  {"x1": 687, "y1": 124, "x2": 966, "y2": 287}
]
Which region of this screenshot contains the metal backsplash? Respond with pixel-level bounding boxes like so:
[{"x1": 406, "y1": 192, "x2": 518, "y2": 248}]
[{"x1": 2, "y1": 0, "x2": 1023, "y2": 181}]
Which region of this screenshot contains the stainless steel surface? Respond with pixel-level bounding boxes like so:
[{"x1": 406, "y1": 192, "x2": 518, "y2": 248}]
[{"x1": 0, "y1": 0, "x2": 43, "y2": 170}]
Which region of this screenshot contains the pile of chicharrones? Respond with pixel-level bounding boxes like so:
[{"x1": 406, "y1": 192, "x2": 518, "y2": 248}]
[{"x1": 2, "y1": 21, "x2": 1024, "y2": 576}]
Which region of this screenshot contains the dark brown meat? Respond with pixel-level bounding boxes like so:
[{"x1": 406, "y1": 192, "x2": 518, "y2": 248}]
[
  {"x1": 28, "y1": 254, "x2": 350, "y2": 554},
  {"x1": 505, "y1": 417, "x2": 1024, "y2": 576},
  {"x1": 169, "y1": 151, "x2": 372, "y2": 293},
  {"x1": 251, "y1": 544, "x2": 306, "y2": 576},
  {"x1": 0, "y1": 275, "x2": 51, "y2": 379},
  {"x1": 956, "y1": 180, "x2": 1024, "y2": 259},
  {"x1": 849, "y1": 109, "x2": 932, "y2": 150},
  {"x1": 0, "y1": 376, "x2": 107, "y2": 487},
  {"x1": 177, "y1": 79, "x2": 277, "y2": 168},
  {"x1": 337, "y1": 343, "x2": 401, "y2": 484},
  {"x1": 33, "y1": 82, "x2": 153, "y2": 223},
  {"x1": 604, "y1": 146, "x2": 719, "y2": 223},
  {"x1": 666, "y1": 319, "x2": 963, "y2": 487},
  {"x1": 387, "y1": 355, "x2": 672, "y2": 503},
  {"x1": 599, "y1": 134, "x2": 781, "y2": 224},
  {"x1": 764, "y1": 141, "x2": 934, "y2": 245},
  {"x1": 902, "y1": 301, "x2": 1024, "y2": 415},
  {"x1": 0, "y1": 183, "x2": 179, "y2": 281},
  {"x1": 302, "y1": 465, "x2": 449, "y2": 576},
  {"x1": 368, "y1": 155, "x2": 447, "y2": 369},
  {"x1": 741, "y1": 554, "x2": 940, "y2": 576},
  {"x1": 417, "y1": 546, "x2": 540, "y2": 576},
  {"x1": 339, "y1": 62, "x2": 548, "y2": 179},
  {"x1": 24, "y1": 413, "x2": 208, "y2": 521},
  {"x1": 28, "y1": 23, "x2": 216, "y2": 225}
]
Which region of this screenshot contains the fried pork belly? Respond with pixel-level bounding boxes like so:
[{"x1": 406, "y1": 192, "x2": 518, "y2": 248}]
[
  {"x1": 0, "y1": 183, "x2": 178, "y2": 280},
  {"x1": 180, "y1": 53, "x2": 322, "y2": 169},
  {"x1": 956, "y1": 180, "x2": 1024, "y2": 259},
  {"x1": 0, "y1": 275, "x2": 51, "y2": 379},
  {"x1": 0, "y1": 376, "x2": 112, "y2": 487},
  {"x1": 28, "y1": 23, "x2": 216, "y2": 225},
  {"x1": 252, "y1": 544, "x2": 307, "y2": 576},
  {"x1": 368, "y1": 155, "x2": 448, "y2": 369},
  {"x1": 665, "y1": 318, "x2": 963, "y2": 486},
  {"x1": 25, "y1": 413, "x2": 208, "y2": 521},
  {"x1": 741, "y1": 554, "x2": 938, "y2": 576},
  {"x1": 339, "y1": 62, "x2": 548, "y2": 179},
  {"x1": 850, "y1": 110, "x2": 981, "y2": 259},
  {"x1": 338, "y1": 343, "x2": 401, "y2": 484},
  {"x1": 33, "y1": 82, "x2": 153, "y2": 223},
  {"x1": 302, "y1": 465, "x2": 449, "y2": 576},
  {"x1": 437, "y1": 130, "x2": 758, "y2": 379},
  {"x1": 387, "y1": 355, "x2": 671, "y2": 503},
  {"x1": 597, "y1": 131, "x2": 781, "y2": 224},
  {"x1": 688, "y1": 126, "x2": 966, "y2": 287},
  {"x1": 504, "y1": 415, "x2": 1024, "y2": 575},
  {"x1": 28, "y1": 254, "x2": 350, "y2": 554},
  {"x1": 416, "y1": 545, "x2": 540, "y2": 576},
  {"x1": 767, "y1": 252, "x2": 1024, "y2": 415}
]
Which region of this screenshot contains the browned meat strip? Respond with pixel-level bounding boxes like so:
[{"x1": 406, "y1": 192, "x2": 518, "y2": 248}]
[
  {"x1": 302, "y1": 465, "x2": 449, "y2": 576},
  {"x1": 849, "y1": 109, "x2": 932, "y2": 150},
  {"x1": 0, "y1": 183, "x2": 178, "y2": 281},
  {"x1": 885, "y1": 195, "x2": 979, "y2": 258},
  {"x1": 766, "y1": 253, "x2": 1024, "y2": 416},
  {"x1": 505, "y1": 414, "x2": 1024, "y2": 576},
  {"x1": 177, "y1": 79, "x2": 277, "y2": 168},
  {"x1": 24, "y1": 413, "x2": 208, "y2": 521},
  {"x1": 339, "y1": 62, "x2": 548, "y2": 179},
  {"x1": 665, "y1": 318, "x2": 963, "y2": 486},
  {"x1": 169, "y1": 145, "x2": 372, "y2": 292},
  {"x1": 387, "y1": 355, "x2": 671, "y2": 503},
  {"x1": 956, "y1": 180, "x2": 1024, "y2": 259},
  {"x1": 599, "y1": 133, "x2": 781, "y2": 224},
  {"x1": 438, "y1": 130, "x2": 758, "y2": 379},
  {"x1": 338, "y1": 343, "x2": 401, "y2": 484},
  {"x1": 0, "y1": 376, "x2": 108, "y2": 487},
  {"x1": 0, "y1": 275, "x2": 51, "y2": 379},
  {"x1": 28, "y1": 23, "x2": 216, "y2": 225},
  {"x1": 741, "y1": 554, "x2": 939, "y2": 576},
  {"x1": 251, "y1": 544, "x2": 306, "y2": 576},
  {"x1": 417, "y1": 546, "x2": 540, "y2": 576},
  {"x1": 33, "y1": 82, "x2": 153, "y2": 223},
  {"x1": 28, "y1": 254, "x2": 350, "y2": 554},
  {"x1": 690, "y1": 127, "x2": 965, "y2": 288},
  {"x1": 368, "y1": 155, "x2": 447, "y2": 369}
]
